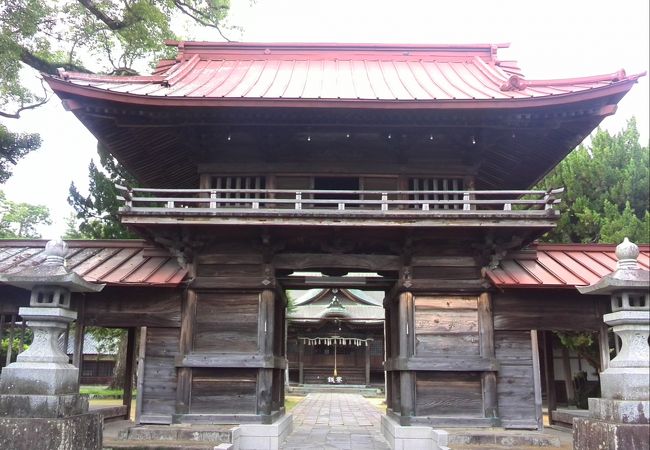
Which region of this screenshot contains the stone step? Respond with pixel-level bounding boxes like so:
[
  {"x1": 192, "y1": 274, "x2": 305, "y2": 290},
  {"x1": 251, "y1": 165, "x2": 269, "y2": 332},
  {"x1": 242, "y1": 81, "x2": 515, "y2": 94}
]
[
  {"x1": 120, "y1": 424, "x2": 235, "y2": 443},
  {"x1": 103, "y1": 438, "x2": 232, "y2": 449},
  {"x1": 447, "y1": 430, "x2": 562, "y2": 448}
]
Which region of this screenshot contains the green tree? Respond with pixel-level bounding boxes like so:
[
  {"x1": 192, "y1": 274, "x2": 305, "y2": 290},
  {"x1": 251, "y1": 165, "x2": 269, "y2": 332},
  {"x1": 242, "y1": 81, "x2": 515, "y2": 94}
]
[
  {"x1": 0, "y1": 190, "x2": 51, "y2": 238},
  {"x1": 1, "y1": 0, "x2": 231, "y2": 178},
  {"x1": 1, "y1": 0, "x2": 231, "y2": 119},
  {"x1": 0, "y1": 124, "x2": 41, "y2": 182},
  {"x1": 538, "y1": 119, "x2": 650, "y2": 243},
  {"x1": 67, "y1": 151, "x2": 137, "y2": 239}
]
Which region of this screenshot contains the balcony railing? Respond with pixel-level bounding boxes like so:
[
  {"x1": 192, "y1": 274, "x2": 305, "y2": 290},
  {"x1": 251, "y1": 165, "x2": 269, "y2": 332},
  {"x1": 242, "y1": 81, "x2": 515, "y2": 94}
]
[{"x1": 116, "y1": 186, "x2": 563, "y2": 226}]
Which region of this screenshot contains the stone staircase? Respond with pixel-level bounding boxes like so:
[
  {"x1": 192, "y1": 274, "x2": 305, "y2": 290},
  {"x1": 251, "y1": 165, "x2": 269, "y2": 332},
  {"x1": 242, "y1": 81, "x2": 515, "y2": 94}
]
[{"x1": 103, "y1": 424, "x2": 238, "y2": 450}]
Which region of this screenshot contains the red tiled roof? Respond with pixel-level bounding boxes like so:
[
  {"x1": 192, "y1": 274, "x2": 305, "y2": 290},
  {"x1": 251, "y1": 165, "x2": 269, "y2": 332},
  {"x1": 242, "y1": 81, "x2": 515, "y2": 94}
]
[
  {"x1": 487, "y1": 243, "x2": 650, "y2": 289},
  {"x1": 0, "y1": 240, "x2": 187, "y2": 287},
  {"x1": 48, "y1": 42, "x2": 644, "y2": 109}
]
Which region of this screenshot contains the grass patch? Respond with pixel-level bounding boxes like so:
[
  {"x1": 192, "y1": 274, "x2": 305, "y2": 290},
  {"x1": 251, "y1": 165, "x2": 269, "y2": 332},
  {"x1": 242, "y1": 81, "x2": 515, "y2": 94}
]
[
  {"x1": 284, "y1": 395, "x2": 304, "y2": 412},
  {"x1": 80, "y1": 385, "x2": 126, "y2": 399}
]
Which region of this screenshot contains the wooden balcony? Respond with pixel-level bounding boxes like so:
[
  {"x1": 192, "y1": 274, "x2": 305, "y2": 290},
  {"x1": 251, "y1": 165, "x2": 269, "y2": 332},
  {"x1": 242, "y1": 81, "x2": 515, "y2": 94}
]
[{"x1": 116, "y1": 186, "x2": 563, "y2": 228}]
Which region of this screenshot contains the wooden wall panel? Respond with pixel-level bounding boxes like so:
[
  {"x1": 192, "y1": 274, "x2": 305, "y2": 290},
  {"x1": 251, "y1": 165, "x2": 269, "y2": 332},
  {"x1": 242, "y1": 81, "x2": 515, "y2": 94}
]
[
  {"x1": 493, "y1": 291, "x2": 604, "y2": 331},
  {"x1": 194, "y1": 293, "x2": 259, "y2": 353},
  {"x1": 495, "y1": 331, "x2": 537, "y2": 428},
  {"x1": 140, "y1": 327, "x2": 179, "y2": 423},
  {"x1": 82, "y1": 287, "x2": 182, "y2": 328},
  {"x1": 414, "y1": 296, "x2": 479, "y2": 356},
  {"x1": 190, "y1": 368, "x2": 257, "y2": 414},
  {"x1": 416, "y1": 372, "x2": 483, "y2": 417}
]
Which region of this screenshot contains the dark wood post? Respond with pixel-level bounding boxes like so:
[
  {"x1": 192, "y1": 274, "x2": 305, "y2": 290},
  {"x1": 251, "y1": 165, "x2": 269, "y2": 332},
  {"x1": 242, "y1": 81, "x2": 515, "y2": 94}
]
[
  {"x1": 135, "y1": 327, "x2": 147, "y2": 424},
  {"x1": 73, "y1": 299, "x2": 85, "y2": 386},
  {"x1": 257, "y1": 290, "x2": 275, "y2": 416},
  {"x1": 176, "y1": 288, "x2": 197, "y2": 415},
  {"x1": 5, "y1": 314, "x2": 16, "y2": 365},
  {"x1": 398, "y1": 291, "x2": 415, "y2": 418},
  {"x1": 478, "y1": 293, "x2": 498, "y2": 420},
  {"x1": 531, "y1": 330, "x2": 544, "y2": 430},
  {"x1": 122, "y1": 327, "x2": 137, "y2": 419},
  {"x1": 298, "y1": 338, "x2": 304, "y2": 385},
  {"x1": 365, "y1": 341, "x2": 371, "y2": 386},
  {"x1": 597, "y1": 300, "x2": 610, "y2": 371},
  {"x1": 541, "y1": 330, "x2": 557, "y2": 423}
]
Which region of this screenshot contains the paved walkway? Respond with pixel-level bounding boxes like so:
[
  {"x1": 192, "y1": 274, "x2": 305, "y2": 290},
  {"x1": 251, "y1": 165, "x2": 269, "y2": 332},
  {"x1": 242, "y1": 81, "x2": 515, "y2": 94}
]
[{"x1": 282, "y1": 393, "x2": 391, "y2": 449}]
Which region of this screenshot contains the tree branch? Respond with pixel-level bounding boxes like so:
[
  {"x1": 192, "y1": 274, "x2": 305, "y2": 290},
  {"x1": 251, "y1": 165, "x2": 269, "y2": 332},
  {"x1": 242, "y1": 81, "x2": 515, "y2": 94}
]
[
  {"x1": 20, "y1": 46, "x2": 91, "y2": 75},
  {"x1": 76, "y1": 0, "x2": 136, "y2": 30},
  {"x1": 172, "y1": 0, "x2": 232, "y2": 42},
  {"x1": 0, "y1": 79, "x2": 50, "y2": 120}
]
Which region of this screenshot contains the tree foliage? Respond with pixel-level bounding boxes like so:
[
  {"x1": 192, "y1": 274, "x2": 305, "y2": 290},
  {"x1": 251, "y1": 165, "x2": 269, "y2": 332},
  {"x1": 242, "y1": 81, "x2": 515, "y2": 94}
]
[
  {"x1": 68, "y1": 143, "x2": 137, "y2": 239},
  {"x1": 0, "y1": 190, "x2": 51, "y2": 238},
  {"x1": 0, "y1": 123, "x2": 41, "y2": 182},
  {"x1": 538, "y1": 119, "x2": 650, "y2": 244},
  {"x1": 1, "y1": 0, "x2": 231, "y2": 118}
]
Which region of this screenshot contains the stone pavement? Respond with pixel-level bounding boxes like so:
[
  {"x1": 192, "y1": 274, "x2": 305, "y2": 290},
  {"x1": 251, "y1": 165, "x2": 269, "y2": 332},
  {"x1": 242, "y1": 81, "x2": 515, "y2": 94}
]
[{"x1": 281, "y1": 393, "x2": 391, "y2": 449}]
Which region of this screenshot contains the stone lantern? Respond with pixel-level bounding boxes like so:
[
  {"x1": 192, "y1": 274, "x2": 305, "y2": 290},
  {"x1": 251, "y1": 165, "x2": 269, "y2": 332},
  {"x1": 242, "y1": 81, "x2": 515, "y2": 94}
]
[
  {"x1": 574, "y1": 237, "x2": 649, "y2": 450},
  {"x1": 0, "y1": 239, "x2": 105, "y2": 449}
]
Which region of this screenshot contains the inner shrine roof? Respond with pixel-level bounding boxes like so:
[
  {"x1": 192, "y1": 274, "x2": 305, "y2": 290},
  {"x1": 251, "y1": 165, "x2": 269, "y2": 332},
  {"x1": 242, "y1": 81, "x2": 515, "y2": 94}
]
[{"x1": 47, "y1": 42, "x2": 644, "y2": 109}]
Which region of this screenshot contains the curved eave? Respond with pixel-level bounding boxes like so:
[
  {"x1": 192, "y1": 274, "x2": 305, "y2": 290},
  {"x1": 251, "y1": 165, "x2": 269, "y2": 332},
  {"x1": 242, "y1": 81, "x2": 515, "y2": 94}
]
[{"x1": 45, "y1": 75, "x2": 638, "y2": 112}]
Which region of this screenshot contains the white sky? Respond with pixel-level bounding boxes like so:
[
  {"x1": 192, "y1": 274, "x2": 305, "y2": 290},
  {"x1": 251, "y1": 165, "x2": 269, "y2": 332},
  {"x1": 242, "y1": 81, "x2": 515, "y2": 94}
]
[{"x1": 1, "y1": 0, "x2": 648, "y2": 239}]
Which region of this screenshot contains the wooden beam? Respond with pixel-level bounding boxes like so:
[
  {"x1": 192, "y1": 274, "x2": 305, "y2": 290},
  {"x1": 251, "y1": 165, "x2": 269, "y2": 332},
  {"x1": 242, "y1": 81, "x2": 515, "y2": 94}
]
[
  {"x1": 597, "y1": 300, "x2": 610, "y2": 371},
  {"x1": 298, "y1": 339, "x2": 305, "y2": 385},
  {"x1": 5, "y1": 315, "x2": 15, "y2": 366},
  {"x1": 398, "y1": 292, "x2": 415, "y2": 417},
  {"x1": 123, "y1": 327, "x2": 136, "y2": 419},
  {"x1": 273, "y1": 253, "x2": 401, "y2": 271},
  {"x1": 177, "y1": 353, "x2": 287, "y2": 369},
  {"x1": 384, "y1": 356, "x2": 499, "y2": 372},
  {"x1": 478, "y1": 293, "x2": 498, "y2": 420},
  {"x1": 135, "y1": 327, "x2": 147, "y2": 424},
  {"x1": 176, "y1": 288, "x2": 197, "y2": 415},
  {"x1": 365, "y1": 342, "x2": 371, "y2": 386},
  {"x1": 531, "y1": 330, "x2": 544, "y2": 430},
  {"x1": 541, "y1": 331, "x2": 557, "y2": 425},
  {"x1": 73, "y1": 300, "x2": 85, "y2": 386}
]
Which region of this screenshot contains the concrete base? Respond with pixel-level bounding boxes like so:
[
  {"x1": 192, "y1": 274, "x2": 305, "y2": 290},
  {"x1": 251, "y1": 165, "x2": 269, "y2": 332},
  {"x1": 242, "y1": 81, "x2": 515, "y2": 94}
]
[
  {"x1": 0, "y1": 394, "x2": 88, "y2": 418},
  {"x1": 236, "y1": 413, "x2": 292, "y2": 450},
  {"x1": 0, "y1": 362, "x2": 79, "y2": 395},
  {"x1": 573, "y1": 417, "x2": 650, "y2": 450},
  {"x1": 588, "y1": 398, "x2": 649, "y2": 424},
  {"x1": 0, "y1": 412, "x2": 102, "y2": 450},
  {"x1": 380, "y1": 414, "x2": 449, "y2": 450},
  {"x1": 600, "y1": 367, "x2": 650, "y2": 401}
]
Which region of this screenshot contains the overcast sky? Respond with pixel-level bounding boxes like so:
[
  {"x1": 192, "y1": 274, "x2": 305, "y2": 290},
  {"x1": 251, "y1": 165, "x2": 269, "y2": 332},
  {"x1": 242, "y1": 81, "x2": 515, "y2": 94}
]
[{"x1": 1, "y1": 0, "x2": 648, "y2": 239}]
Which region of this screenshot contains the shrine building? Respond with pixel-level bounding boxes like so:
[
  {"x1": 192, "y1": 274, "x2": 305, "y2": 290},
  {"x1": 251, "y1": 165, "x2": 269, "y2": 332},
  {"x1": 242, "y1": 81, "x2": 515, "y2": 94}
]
[{"x1": 0, "y1": 41, "x2": 645, "y2": 448}]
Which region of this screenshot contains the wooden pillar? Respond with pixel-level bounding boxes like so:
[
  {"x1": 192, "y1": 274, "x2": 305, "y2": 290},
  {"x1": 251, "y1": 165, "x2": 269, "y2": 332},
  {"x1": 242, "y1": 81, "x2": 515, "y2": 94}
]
[
  {"x1": 561, "y1": 347, "x2": 575, "y2": 404},
  {"x1": 398, "y1": 292, "x2": 415, "y2": 418},
  {"x1": 135, "y1": 327, "x2": 147, "y2": 424},
  {"x1": 541, "y1": 330, "x2": 557, "y2": 425},
  {"x1": 597, "y1": 300, "x2": 610, "y2": 371},
  {"x1": 18, "y1": 320, "x2": 26, "y2": 355},
  {"x1": 5, "y1": 314, "x2": 16, "y2": 366},
  {"x1": 365, "y1": 341, "x2": 371, "y2": 386},
  {"x1": 73, "y1": 299, "x2": 85, "y2": 386},
  {"x1": 176, "y1": 288, "x2": 197, "y2": 415},
  {"x1": 531, "y1": 330, "x2": 544, "y2": 430},
  {"x1": 298, "y1": 339, "x2": 304, "y2": 385},
  {"x1": 478, "y1": 293, "x2": 497, "y2": 420},
  {"x1": 257, "y1": 289, "x2": 275, "y2": 416},
  {"x1": 122, "y1": 327, "x2": 137, "y2": 419}
]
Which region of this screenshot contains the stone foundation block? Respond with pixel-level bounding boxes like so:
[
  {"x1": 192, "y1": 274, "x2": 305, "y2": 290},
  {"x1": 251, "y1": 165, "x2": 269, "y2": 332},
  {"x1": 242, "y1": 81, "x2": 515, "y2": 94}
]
[
  {"x1": 237, "y1": 413, "x2": 291, "y2": 450},
  {"x1": 589, "y1": 398, "x2": 649, "y2": 424},
  {"x1": 0, "y1": 412, "x2": 102, "y2": 450},
  {"x1": 0, "y1": 362, "x2": 78, "y2": 395},
  {"x1": 573, "y1": 417, "x2": 650, "y2": 450},
  {"x1": 0, "y1": 394, "x2": 88, "y2": 418},
  {"x1": 380, "y1": 414, "x2": 449, "y2": 450}
]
